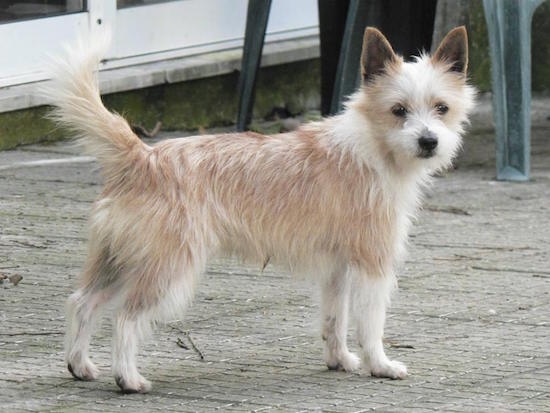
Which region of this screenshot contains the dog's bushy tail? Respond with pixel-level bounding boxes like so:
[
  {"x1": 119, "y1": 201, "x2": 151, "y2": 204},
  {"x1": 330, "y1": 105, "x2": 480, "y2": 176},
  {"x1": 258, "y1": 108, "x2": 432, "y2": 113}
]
[{"x1": 40, "y1": 34, "x2": 145, "y2": 175}]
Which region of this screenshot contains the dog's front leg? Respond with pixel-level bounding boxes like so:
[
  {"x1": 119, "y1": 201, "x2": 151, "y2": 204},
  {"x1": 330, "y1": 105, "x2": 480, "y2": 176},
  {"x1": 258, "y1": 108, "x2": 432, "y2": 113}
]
[
  {"x1": 320, "y1": 265, "x2": 360, "y2": 372},
  {"x1": 353, "y1": 272, "x2": 407, "y2": 379}
]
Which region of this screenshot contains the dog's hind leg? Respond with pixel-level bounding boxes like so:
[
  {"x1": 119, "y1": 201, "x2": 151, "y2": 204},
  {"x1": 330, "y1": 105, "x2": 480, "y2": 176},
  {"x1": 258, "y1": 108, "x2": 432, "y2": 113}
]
[
  {"x1": 112, "y1": 307, "x2": 153, "y2": 394},
  {"x1": 66, "y1": 290, "x2": 105, "y2": 380},
  {"x1": 111, "y1": 262, "x2": 198, "y2": 394},
  {"x1": 66, "y1": 247, "x2": 118, "y2": 381},
  {"x1": 320, "y1": 264, "x2": 360, "y2": 372},
  {"x1": 352, "y1": 272, "x2": 407, "y2": 379}
]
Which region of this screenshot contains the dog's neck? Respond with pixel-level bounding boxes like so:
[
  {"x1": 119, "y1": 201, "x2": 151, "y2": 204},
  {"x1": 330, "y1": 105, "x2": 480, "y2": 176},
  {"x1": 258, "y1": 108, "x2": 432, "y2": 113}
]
[{"x1": 291, "y1": 110, "x2": 430, "y2": 226}]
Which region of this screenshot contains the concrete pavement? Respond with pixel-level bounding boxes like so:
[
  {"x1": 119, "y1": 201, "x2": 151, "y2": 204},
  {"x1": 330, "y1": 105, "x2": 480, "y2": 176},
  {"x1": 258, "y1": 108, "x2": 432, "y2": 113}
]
[{"x1": 0, "y1": 114, "x2": 549, "y2": 412}]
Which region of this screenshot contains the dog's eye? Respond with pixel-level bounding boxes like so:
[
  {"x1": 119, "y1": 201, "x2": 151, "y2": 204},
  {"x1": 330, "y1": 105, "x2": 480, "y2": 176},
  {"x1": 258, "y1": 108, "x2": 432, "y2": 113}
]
[
  {"x1": 391, "y1": 105, "x2": 408, "y2": 118},
  {"x1": 435, "y1": 103, "x2": 449, "y2": 115}
]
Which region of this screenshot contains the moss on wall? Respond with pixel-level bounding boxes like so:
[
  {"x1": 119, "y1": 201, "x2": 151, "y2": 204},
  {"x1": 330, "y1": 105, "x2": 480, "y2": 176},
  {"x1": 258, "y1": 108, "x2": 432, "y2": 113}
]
[
  {"x1": 0, "y1": 107, "x2": 61, "y2": 151},
  {"x1": 102, "y1": 86, "x2": 164, "y2": 130},
  {"x1": 103, "y1": 59, "x2": 320, "y2": 132},
  {"x1": 95, "y1": 59, "x2": 319, "y2": 132},
  {"x1": 0, "y1": 59, "x2": 320, "y2": 150},
  {"x1": 162, "y1": 70, "x2": 239, "y2": 130},
  {"x1": 254, "y1": 59, "x2": 320, "y2": 117}
]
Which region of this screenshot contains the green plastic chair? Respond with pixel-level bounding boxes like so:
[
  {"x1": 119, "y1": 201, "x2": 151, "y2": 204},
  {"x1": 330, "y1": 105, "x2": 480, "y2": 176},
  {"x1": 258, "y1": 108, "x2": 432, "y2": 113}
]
[
  {"x1": 236, "y1": 0, "x2": 272, "y2": 132},
  {"x1": 483, "y1": 0, "x2": 544, "y2": 181}
]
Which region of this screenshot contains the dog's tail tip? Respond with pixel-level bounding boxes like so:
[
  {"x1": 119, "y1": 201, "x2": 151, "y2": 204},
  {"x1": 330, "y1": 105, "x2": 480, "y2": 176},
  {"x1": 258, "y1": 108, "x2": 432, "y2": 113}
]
[
  {"x1": 38, "y1": 29, "x2": 109, "y2": 105},
  {"x1": 40, "y1": 30, "x2": 144, "y2": 170},
  {"x1": 45, "y1": 29, "x2": 109, "y2": 71}
]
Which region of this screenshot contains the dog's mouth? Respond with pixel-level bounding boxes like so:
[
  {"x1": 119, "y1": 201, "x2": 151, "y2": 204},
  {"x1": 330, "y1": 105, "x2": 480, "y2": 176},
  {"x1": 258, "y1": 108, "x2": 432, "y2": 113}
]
[{"x1": 417, "y1": 149, "x2": 436, "y2": 159}]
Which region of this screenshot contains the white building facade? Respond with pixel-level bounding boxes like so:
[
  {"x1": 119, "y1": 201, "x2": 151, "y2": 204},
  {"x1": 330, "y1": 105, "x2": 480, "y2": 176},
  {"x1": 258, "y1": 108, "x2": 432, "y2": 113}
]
[{"x1": 0, "y1": 0, "x2": 319, "y2": 111}]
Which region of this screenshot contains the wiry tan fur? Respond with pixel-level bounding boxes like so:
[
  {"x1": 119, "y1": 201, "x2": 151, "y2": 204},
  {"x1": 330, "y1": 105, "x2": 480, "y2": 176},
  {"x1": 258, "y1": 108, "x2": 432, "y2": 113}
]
[{"x1": 41, "y1": 27, "x2": 475, "y2": 393}]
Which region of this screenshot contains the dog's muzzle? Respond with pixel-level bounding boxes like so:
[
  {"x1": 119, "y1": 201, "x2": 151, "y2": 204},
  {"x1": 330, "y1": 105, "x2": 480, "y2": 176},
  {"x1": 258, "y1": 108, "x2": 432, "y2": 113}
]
[{"x1": 417, "y1": 131, "x2": 438, "y2": 158}]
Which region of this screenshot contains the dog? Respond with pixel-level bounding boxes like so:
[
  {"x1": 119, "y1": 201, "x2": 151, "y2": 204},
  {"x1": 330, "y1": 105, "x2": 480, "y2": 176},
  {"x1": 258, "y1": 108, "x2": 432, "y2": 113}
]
[{"x1": 42, "y1": 26, "x2": 475, "y2": 393}]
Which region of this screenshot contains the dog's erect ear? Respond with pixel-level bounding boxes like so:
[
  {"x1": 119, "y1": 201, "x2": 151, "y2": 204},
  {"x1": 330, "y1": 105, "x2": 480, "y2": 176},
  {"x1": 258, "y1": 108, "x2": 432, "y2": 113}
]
[
  {"x1": 361, "y1": 27, "x2": 398, "y2": 84},
  {"x1": 432, "y1": 26, "x2": 468, "y2": 75}
]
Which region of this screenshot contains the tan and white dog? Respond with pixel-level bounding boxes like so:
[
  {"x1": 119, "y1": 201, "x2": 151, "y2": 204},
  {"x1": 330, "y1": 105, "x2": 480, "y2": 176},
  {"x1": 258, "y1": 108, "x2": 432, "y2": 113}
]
[{"x1": 43, "y1": 26, "x2": 475, "y2": 393}]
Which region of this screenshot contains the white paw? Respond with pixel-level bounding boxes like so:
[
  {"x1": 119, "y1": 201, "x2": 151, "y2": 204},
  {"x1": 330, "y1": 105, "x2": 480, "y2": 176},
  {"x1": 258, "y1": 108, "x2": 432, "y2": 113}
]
[
  {"x1": 369, "y1": 359, "x2": 408, "y2": 379},
  {"x1": 341, "y1": 351, "x2": 361, "y2": 372},
  {"x1": 115, "y1": 373, "x2": 152, "y2": 394},
  {"x1": 326, "y1": 351, "x2": 361, "y2": 372},
  {"x1": 67, "y1": 358, "x2": 100, "y2": 381}
]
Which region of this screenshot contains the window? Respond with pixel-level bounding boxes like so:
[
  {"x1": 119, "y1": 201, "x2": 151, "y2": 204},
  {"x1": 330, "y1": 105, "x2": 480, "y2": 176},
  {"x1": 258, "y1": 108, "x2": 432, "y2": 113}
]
[{"x1": 0, "y1": 1, "x2": 85, "y2": 23}]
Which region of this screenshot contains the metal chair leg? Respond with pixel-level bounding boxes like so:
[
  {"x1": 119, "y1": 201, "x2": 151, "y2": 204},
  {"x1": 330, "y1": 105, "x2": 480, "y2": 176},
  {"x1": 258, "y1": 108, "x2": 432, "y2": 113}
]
[{"x1": 236, "y1": 0, "x2": 272, "y2": 132}]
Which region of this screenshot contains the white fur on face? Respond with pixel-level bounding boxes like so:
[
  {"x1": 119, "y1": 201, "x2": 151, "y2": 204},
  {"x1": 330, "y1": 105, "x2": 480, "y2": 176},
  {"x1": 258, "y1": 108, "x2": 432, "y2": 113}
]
[{"x1": 345, "y1": 55, "x2": 476, "y2": 174}]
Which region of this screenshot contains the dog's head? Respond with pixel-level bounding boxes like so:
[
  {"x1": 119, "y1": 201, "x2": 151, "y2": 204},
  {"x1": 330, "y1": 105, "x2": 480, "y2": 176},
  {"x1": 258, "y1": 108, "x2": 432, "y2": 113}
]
[{"x1": 351, "y1": 26, "x2": 476, "y2": 173}]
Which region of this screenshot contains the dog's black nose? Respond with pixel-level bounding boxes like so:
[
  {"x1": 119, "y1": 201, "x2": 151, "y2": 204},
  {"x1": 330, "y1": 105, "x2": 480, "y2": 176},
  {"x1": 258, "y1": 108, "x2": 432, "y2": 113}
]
[{"x1": 418, "y1": 134, "x2": 438, "y2": 151}]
